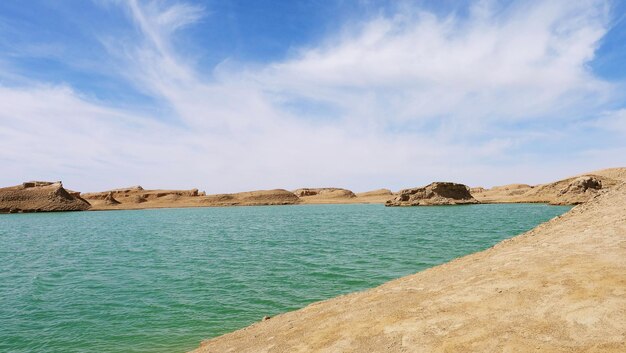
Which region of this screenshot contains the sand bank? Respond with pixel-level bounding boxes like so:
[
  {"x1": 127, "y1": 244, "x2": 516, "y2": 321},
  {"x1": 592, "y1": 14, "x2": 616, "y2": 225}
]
[{"x1": 191, "y1": 182, "x2": 626, "y2": 352}]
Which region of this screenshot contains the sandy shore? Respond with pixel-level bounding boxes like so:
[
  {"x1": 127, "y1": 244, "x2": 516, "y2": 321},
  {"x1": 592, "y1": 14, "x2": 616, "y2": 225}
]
[{"x1": 191, "y1": 182, "x2": 626, "y2": 352}]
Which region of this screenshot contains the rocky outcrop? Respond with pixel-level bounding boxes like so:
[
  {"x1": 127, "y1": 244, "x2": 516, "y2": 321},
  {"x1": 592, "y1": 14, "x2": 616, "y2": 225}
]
[
  {"x1": 129, "y1": 195, "x2": 147, "y2": 203},
  {"x1": 294, "y1": 188, "x2": 357, "y2": 199},
  {"x1": 473, "y1": 172, "x2": 623, "y2": 205},
  {"x1": 0, "y1": 181, "x2": 91, "y2": 213},
  {"x1": 103, "y1": 192, "x2": 121, "y2": 205},
  {"x1": 386, "y1": 182, "x2": 479, "y2": 206},
  {"x1": 82, "y1": 187, "x2": 201, "y2": 202},
  {"x1": 551, "y1": 176, "x2": 603, "y2": 205},
  {"x1": 469, "y1": 187, "x2": 486, "y2": 194}
]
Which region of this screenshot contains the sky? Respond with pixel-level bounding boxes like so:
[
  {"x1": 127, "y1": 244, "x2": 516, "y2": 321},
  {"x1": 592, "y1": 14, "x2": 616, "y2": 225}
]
[{"x1": 1, "y1": 0, "x2": 625, "y2": 193}]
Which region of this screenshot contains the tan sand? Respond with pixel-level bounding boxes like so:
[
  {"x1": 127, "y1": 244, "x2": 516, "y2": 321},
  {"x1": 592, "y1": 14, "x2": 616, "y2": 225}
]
[
  {"x1": 354, "y1": 188, "x2": 395, "y2": 204},
  {"x1": 191, "y1": 182, "x2": 626, "y2": 353}
]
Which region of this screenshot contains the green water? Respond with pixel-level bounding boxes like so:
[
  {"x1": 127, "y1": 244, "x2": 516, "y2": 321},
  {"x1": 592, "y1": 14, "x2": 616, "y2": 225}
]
[{"x1": 0, "y1": 203, "x2": 570, "y2": 353}]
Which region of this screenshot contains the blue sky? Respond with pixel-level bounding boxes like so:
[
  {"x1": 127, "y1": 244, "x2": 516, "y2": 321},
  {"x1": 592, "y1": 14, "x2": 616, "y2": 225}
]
[{"x1": 1, "y1": 0, "x2": 625, "y2": 192}]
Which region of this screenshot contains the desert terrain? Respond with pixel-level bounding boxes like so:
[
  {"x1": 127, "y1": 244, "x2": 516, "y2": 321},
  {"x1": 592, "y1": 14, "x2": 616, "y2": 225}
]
[{"x1": 2, "y1": 167, "x2": 625, "y2": 212}]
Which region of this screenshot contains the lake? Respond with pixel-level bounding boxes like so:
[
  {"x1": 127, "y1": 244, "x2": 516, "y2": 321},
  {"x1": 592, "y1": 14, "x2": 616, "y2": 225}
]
[{"x1": 0, "y1": 203, "x2": 570, "y2": 353}]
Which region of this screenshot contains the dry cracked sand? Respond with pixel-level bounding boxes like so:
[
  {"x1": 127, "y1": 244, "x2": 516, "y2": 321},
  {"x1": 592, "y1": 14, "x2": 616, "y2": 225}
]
[{"x1": 191, "y1": 182, "x2": 626, "y2": 352}]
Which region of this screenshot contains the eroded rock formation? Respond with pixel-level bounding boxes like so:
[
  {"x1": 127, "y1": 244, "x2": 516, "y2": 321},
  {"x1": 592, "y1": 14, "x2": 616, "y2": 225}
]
[
  {"x1": 0, "y1": 181, "x2": 91, "y2": 213},
  {"x1": 202, "y1": 189, "x2": 300, "y2": 206},
  {"x1": 293, "y1": 188, "x2": 357, "y2": 199},
  {"x1": 386, "y1": 182, "x2": 479, "y2": 206},
  {"x1": 551, "y1": 176, "x2": 603, "y2": 205}
]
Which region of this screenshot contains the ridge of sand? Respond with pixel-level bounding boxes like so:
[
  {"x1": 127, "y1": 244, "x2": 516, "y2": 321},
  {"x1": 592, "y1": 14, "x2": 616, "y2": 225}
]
[
  {"x1": 0, "y1": 181, "x2": 91, "y2": 213},
  {"x1": 191, "y1": 182, "x2": 626, "y2": 353}
]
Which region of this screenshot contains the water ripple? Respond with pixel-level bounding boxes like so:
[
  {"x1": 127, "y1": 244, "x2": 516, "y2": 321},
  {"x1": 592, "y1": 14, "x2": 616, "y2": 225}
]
[{"x1": 0, "y1": 203, "x2": 570, "y2": 353}]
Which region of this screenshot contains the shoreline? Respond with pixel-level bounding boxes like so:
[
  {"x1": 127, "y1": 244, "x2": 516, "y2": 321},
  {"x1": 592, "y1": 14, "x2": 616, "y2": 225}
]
[
  {"x1": 2, "y1": 168, "x2": 624, "y2": 213},
  {"x1": 86, "y1": 200, "x2": 563, "y2": 212},
  {"x1": 0, "y1": 199, "x2": 580, "y2": 214},
  {"x1": 190, "y1": 182, "x2": 626, "y2": 352}
]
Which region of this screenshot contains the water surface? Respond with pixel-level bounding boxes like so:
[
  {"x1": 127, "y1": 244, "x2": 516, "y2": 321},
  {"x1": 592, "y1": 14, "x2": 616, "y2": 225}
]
[{"x1": 0, "y1": 203, "x2": 570, "y2": 353}]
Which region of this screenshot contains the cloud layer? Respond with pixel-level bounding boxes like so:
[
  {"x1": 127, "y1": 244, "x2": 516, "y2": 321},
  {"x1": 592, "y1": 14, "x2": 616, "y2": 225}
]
[{"x1": 1, "y1": 0, "x2": 625, "y2": 192}]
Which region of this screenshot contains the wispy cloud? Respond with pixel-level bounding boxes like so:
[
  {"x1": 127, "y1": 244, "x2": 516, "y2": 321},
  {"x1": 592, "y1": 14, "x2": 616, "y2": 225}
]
[{"x1": 1, "y1": 0, "x2": 624, "y2": 192}]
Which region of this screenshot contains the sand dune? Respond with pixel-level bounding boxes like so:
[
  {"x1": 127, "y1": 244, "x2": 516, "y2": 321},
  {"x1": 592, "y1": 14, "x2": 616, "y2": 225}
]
[
  {"x1": 191, "y1": 181, "x2": 626, "y2": 353},
  {"x1": 0, "y1": 181, "x2": 90, "y2": 213}
]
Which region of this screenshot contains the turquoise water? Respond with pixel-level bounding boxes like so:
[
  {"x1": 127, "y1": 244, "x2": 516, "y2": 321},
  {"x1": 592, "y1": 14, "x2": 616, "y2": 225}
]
[{"x1": 0, "y1": 203, "x2": 570, "y2": 353}]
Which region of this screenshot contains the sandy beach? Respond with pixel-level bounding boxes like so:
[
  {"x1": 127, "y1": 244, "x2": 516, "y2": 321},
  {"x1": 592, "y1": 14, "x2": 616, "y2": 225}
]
[{"x1": 191, "y1": 181, "x2": 626, "y2": 352}]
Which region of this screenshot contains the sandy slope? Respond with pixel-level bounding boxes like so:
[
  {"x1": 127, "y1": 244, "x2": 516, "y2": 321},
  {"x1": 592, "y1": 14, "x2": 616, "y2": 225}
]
[{"x1": 191, "y1": 183, "x2": 626, "y2": 352}]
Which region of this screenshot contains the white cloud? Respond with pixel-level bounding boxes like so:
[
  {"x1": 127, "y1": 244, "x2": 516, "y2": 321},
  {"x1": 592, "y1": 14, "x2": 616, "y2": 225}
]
[
  {"x1": 1, "y1": 0, "x2": 624, "y2": 192},
  {"x1": 256, "y1": 0, "x2": 611, "y2": 126},
  {"x1": 591, "y1": 109, "x2": 626, "y2": 133}
]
